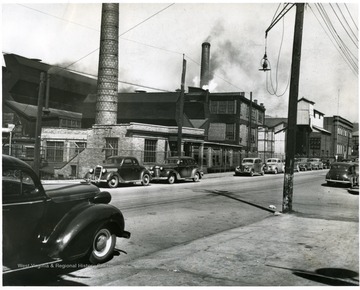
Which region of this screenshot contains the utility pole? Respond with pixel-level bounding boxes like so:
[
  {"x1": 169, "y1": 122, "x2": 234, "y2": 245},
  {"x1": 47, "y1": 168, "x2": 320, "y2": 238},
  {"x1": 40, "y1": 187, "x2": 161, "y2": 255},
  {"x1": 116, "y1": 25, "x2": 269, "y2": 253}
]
[
  {"x1": 177, "y1": 55, "x2": 186, "y2": 157},
  {"x1": 282, "y1": 3, "x2": 305, "y2": 213},
  {"x1": 34, "y1": 72, "x2": 46, "y2": 176}
]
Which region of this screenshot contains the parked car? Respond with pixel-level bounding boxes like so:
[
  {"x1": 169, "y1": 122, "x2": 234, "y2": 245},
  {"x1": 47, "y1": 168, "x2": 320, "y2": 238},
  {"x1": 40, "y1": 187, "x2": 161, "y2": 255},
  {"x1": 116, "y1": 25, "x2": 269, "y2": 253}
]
[
  {"x1": 84, "y1": 156, "x2": 151, "y2": 188},
  {"x1": 235, "y1": 158, "x2": 264, "y2": 177},
  {"x1": 308, "y1": 158, "x2": 323, "y2": 170},
  {"x1": 297, "y1": 158, "x2": 310, "y2": 171},
  {"x1": 264, "y1": 158, "x2": 284, "y2": 174},
  {"x1": 293, "y1": 158, "x2": 300, "y2": 172},
  {"x1": 321, "y1": 159, "x2": 331, "y2": 169},
  {"x1": 2, "y1": 155, "x2": 130, "y2": 273},
  {"x1": 325, "y1": 162, "x2": 358, "y2": 186},
  {"x1": 349, "y1": 163, "x2": 359, "y2": 194},
  {"x1": 149, "y1": 156, "x2": 203, "y2": 184}
]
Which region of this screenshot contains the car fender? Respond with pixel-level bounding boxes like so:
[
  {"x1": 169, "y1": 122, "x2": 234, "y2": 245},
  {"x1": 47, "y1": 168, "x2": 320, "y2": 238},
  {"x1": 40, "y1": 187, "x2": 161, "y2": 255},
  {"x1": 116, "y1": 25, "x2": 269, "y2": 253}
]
[
  {"x1": 44, "y1": 202, "x2": 127, "y2": 261},
  {"x1": 191, "y1": 168, "x2": 202, "y2": 179},
  {"x1": 141, "y1": 169, "x2": 151, "y2": 179},
  {"x1": 104, "y1": 171, "x2": 124, "y2": 183}
]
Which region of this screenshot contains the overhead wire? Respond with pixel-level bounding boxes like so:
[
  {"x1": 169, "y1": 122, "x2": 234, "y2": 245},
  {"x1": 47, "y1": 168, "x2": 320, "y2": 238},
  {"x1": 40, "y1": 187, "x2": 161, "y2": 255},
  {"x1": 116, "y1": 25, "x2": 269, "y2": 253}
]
[
  {"x1": 313, "y1": 3, "x2": 358, "y2": 75},
  {"x1": 14, "y1": 3, "x2": 244, "y2": 93},
  {"x1": 307, "y1": 4, "x2": 357, "y2": 76}
]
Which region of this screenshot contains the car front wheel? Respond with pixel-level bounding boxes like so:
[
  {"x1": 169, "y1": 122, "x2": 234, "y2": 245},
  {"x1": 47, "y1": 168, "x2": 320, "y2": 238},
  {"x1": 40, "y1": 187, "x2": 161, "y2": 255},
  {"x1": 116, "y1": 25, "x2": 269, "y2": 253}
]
[
  {"x1": 193, "y1": 172, "x2": 200, "y2": 182},
  {"x1": 108, "y1": 175, "x2": 119, "y2": 188},
  {"x1": 142, "y1": 173, "x2": 150, "y2": 186},
  {"x1": 168, "y1": 174, "x2": 176, "y2": 184},
  {"x1": 89, "y1": 227, "x2": 116, "y2": 264}
]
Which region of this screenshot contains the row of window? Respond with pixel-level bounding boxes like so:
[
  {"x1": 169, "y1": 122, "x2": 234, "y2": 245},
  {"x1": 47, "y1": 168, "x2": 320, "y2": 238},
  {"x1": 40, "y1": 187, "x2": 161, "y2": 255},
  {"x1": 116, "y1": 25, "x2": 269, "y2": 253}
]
[
  {"x1": 209, "y1": 100, "x2": 264, "y2": 124},
  {"x1": 337, "y1": 126, "x2": 352, "y2": 138}
]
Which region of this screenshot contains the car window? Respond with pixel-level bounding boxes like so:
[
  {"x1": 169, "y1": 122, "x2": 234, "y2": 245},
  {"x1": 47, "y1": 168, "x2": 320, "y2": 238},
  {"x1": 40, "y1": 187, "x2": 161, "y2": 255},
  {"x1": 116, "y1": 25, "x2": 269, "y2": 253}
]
[
  {"x1": 132, "y1": 158, "x2": 139, "y2": 166},
  {"x1": 2, "y1": 169, "x2": 42, "y2": 203},
  {"x1": 123, "y1": 158, "x2": 133, "y2": 165}
]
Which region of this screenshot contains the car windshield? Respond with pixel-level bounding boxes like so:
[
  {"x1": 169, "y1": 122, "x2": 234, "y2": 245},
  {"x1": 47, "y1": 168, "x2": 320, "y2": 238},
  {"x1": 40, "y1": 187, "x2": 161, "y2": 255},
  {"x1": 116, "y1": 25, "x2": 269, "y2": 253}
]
[
  {"x1": 298, "y1": 158, "x2": 308, "y2": 162},
  {"x1": 267, "y1": 159, "x2": 277, "y2": 163},
  {"x1": 242, "y1": 159, "x2": 254, "y2": 163},
  {"x1": 330, "y1": 164, "x2": 351, "y2": 170},
  {"x1": 104, "y1": 158, "x2": 123, "y2": 164}
]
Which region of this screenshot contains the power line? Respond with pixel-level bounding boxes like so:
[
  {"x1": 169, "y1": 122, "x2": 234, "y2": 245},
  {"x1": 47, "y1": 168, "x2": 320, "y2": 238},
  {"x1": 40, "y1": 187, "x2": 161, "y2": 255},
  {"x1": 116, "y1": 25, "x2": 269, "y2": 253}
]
[{"x1": 309, "y1": 3, "x2": 358, "y2": 75}]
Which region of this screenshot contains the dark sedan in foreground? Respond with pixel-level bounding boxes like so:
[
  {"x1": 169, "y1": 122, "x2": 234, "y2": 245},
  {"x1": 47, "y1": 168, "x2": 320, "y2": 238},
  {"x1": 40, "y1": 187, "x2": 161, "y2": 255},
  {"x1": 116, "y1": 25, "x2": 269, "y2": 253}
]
[
  {"x1": 325, "y1": 162, "x2": 358, "y2": 186},
  {"x1": 3, "y1": 155, "x2": 130, "y2": 274}
]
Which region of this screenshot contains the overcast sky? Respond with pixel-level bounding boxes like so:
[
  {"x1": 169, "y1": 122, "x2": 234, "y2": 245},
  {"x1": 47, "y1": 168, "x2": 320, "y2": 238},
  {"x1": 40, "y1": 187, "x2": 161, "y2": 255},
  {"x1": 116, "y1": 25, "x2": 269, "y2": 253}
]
[{"x1": 1, "y1": 1, "x2": 359, "y2": 123}]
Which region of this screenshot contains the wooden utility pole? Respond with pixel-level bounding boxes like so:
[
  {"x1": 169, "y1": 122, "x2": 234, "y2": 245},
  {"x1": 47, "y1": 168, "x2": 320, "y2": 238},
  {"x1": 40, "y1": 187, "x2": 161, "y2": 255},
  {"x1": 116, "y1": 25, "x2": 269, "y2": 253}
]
[
  {"x1": 282, "y1": 3, "x2": 305, "y2": 213},
  {"x1": 177, "y1": 55, "x2": 186, "y2": 156},
  {"x1": 34, "y1": 72, "x2": 46, "y2": 176}
]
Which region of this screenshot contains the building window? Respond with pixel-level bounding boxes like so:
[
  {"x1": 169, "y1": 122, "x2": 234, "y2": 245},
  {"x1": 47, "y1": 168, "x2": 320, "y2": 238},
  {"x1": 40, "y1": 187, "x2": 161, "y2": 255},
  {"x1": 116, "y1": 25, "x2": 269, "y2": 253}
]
[
  {"x1": 105, "y1": 138, "x2": 118, "y2": 159},
  {"x1": 75, "y1": 142, "x2": 87, "y2": 154},
  {"x1": 209, "y1": 100, "x2": 236, "y2": 114},
  {"x1": 218, "y1": 102, "x2": 227, "y2": 114},
  {"x1": 60, "y1": 118, "x2": 81, "y2": 128},
  {"x1": 144, "y1": 139, "x2": 157, "y2": 163},
  {"x1": 46, "y1": 141, "x2": 64, "y2": 162},
  {"x1": 225, "y1": 123, "x2": 235, "y2": 140},
  {"x1": 25, "y1": 146, "x2": 34, "y2": 158},
  {"x1": 210, "y1": 101, "x2": 218, "y2": 113}
]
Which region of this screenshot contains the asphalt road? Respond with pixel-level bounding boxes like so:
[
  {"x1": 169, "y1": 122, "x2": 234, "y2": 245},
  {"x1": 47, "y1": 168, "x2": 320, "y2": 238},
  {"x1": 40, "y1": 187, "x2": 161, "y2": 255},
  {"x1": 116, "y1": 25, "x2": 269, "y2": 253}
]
[{"x1": 3, "y1": 169, "x2": 358, "y2": 286}]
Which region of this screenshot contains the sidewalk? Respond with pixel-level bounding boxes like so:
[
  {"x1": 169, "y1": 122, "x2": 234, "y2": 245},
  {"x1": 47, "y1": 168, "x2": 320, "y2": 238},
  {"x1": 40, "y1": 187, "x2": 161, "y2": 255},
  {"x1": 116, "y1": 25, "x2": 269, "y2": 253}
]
[{"x1": 107, "y1": 212, "x2": 359, "y2": 286}]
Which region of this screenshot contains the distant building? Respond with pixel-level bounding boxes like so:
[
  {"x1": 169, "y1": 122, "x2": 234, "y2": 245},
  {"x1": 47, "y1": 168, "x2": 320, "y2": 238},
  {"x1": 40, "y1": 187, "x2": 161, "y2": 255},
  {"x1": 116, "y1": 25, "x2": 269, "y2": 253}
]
[
  {"x1": 258, "y1": 118, "x2": 287, "y2": 162},
  {"x1": 324, "y1": 115, "x2": 354, "y2": 160}
]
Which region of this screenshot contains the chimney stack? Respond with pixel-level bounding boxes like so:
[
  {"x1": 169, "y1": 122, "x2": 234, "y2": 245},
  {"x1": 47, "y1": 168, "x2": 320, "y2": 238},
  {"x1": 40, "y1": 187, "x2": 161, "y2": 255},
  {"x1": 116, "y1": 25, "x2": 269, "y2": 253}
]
[
  {"x1": 200, "y1": 42, "x2": 211, "y2": 89},
  {"x1": 95, "y1": 3, "x2": 119, "y2": 125}
]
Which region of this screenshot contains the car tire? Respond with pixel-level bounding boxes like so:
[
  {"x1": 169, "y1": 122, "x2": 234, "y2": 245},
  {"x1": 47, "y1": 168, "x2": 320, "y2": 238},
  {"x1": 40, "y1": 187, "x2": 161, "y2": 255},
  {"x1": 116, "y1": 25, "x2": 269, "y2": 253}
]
[
  {"x1": 89, "y1": 227, "x2": 116, "y2": 264},
  {"x1": 261, "y1": 170, "x2": 264, "y2": 176},
  {"x1": 168, "y1": 174, "x2": 176, "y2": 184},
  {"x1": 250, "y1": 170, "x2": 254, "y2": 177},
  {"x1": 108, "y1": 175, "x2": 119, "y2": 188},
  {"x1": 141, "y1": 173, "x2": 150, "y2": 186},
  {"x1": 274, "y1": 168, "x2": 278, "y2": 175},
  {"x1": 193, "y1": 172, "x2": 200, "y2": 182}
]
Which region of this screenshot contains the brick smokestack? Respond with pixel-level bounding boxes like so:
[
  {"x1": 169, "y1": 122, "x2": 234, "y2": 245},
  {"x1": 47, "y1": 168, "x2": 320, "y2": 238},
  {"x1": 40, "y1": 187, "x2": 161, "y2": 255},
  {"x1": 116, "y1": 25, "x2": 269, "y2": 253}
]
[
  {"x1": 95, "y1": 3, "x2": 119, "y2": 125},
  {"x1": 200, "y1": 42, "x2": 211, "y2": 88}
]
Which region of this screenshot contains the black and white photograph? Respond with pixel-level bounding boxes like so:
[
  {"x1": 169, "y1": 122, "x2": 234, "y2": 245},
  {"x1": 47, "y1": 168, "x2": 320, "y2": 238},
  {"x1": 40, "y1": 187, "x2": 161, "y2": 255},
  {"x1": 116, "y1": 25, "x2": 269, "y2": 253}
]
[{"x1": 1, "y1": 0, "x2": 359, "y2": 287}]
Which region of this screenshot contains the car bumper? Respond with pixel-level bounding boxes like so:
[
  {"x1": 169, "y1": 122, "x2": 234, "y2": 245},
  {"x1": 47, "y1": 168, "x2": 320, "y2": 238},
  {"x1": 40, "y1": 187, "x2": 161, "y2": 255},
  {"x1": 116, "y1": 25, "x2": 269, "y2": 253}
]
[{"x1": 326, "y1": 178, "x2": 351, "y2": 184}]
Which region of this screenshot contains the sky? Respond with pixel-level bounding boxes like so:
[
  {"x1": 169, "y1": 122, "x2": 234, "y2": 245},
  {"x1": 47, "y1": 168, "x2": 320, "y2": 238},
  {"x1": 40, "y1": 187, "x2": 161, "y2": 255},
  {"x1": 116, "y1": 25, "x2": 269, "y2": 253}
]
[{"x1": 1, "y1": 1, "x2": 359, "y2": 123}]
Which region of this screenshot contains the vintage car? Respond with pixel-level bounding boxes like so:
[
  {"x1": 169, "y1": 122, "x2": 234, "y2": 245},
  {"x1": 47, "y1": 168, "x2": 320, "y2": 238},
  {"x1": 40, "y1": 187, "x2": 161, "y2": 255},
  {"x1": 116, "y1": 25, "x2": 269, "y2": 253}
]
[
  {"x1": 149, "y1": 156, "x2": 203, "y2": 184},
  {"x1": 84, "y1": 156, "x2": 151, "y2": 188},
  {"x1": 297, "y1": 158, "x2": 311, "y2": 171},
  {"x1": 349, "y1": 163, "x2": 359, "y2": 194},
  {"x1": 2, "y1": 155, "x2": 130, "y2": 273},
  {"x1": 235, "y1": 158, "x2": 264, "y2": 177},
  {"x1": 308, "y1": 158, "x2": 323, "y2": 170},
  {"x1": 264, "y1": 158, "x2": 284, "y2": 174},
  {"x1": 325, "y1": 161, "x2": 358, "y2": 186}
]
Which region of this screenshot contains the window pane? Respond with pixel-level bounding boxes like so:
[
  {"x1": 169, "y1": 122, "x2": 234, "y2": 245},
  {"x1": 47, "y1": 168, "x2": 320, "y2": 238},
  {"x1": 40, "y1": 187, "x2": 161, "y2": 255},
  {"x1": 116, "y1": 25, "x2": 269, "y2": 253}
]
[{"x1": 144, "y1": 139, "x2": 157, "y2": 163}]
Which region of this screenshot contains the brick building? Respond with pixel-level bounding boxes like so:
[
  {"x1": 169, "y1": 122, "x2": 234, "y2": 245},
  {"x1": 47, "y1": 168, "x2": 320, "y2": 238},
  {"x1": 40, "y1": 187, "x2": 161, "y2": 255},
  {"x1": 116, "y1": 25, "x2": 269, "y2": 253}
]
[{"x1": 324, "y1": 115, "x2": 354, "y2": 161}]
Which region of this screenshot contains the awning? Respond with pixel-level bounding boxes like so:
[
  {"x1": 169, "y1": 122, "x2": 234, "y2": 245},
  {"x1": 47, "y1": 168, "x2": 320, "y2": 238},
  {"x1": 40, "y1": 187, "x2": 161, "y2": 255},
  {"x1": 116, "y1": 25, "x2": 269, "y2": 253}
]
[{"x1": 312, "y1": 125, "x2": 331, "y2": 135}]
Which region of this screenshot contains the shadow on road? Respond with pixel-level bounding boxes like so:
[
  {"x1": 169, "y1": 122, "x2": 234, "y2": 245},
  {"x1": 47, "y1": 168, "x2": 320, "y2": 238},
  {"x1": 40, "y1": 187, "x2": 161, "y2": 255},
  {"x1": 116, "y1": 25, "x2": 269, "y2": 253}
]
[{"x1": 266, "y1": 264, "x2": 359, "y2": 286}]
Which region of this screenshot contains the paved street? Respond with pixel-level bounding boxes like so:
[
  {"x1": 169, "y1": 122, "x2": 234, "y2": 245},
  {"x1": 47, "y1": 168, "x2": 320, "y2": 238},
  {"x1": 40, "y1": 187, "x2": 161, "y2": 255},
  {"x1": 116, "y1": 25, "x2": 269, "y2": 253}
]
[{"x1": 3, "y1": 169, "x2": 358, "y2": 286}]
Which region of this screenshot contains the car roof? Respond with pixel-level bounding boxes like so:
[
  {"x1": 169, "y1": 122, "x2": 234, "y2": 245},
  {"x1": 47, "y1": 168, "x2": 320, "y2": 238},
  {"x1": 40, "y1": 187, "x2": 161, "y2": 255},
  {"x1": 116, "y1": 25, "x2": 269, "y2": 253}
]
[{"x1": 2, "y1": 155, "x2": 32, "y2": 170}]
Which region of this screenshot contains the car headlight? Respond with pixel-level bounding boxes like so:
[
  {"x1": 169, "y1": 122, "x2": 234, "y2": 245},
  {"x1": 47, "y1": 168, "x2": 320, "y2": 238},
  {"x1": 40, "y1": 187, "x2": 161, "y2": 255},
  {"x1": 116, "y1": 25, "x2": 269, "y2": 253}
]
[
  {"x1": 89, "y1": 168, "x2": 94, "y2": 174},
  {"x1": 102, "y1": 168, "x2": 107, "y2": 174},
  {"x1": 160, "y1": 166, "x2": 164, "y2": 171}
]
